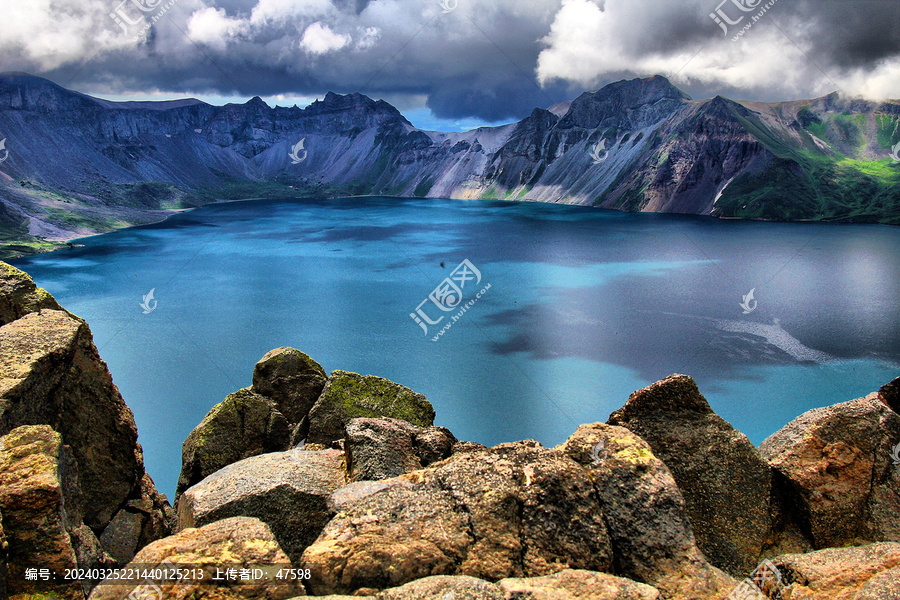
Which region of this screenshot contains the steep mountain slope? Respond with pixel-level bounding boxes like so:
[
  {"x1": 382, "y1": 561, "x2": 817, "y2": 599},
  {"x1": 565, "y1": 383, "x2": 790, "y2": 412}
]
[{"x1": 1, "y1": 73, "x2": 898, "y2": 257}]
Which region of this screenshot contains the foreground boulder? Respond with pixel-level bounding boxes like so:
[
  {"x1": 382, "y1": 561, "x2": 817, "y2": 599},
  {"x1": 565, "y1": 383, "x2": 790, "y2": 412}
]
[
  {"x1": 0, "y1": 309, "x2": 145, "y2": 530},
  {"x1": 177, "y1": 449, "x2": 346, "y2": 564},
  {"x1": 561, "y1": 423, "x2": 735, "y2": 600},
  {"x1": 498, "y1": 570, "x2": 660, "y2": 599},
  {"x1": 345, "y1": 417, "x2": 456, "y2": 482},
  {"x1": 252, "y1": 347, "x2": 328, "y2": 425},
  {"x1": 307, "y1": 370, "x2": 435, "y2": 444},
  {"x1": 301, "y1": 441, "x2": 613, "y2": 595},
  {"x1": 0, "y1": 426, "x2": 89, "y2": 600},
  {"x1": 89, "y1": 517, "x2": 303, "y2": 600},
  {"x1": 0, "y1": 262, "x2": 63, "y2": 326},
  {"x1": 760, "y1": 392, "x2": 900, "y2": 548},
  {"x1": 176, "y1": 388, "x2": 291, "y2": 498},
  {"x1": 367, "y1": 570, "x2": 661, "y2": 600},
  {"x1": 607, "y1": 374, "x2": 774, "y2": 575},
  {"x1": 770, "y1": 542, "x2": 900, "y2": 599}
]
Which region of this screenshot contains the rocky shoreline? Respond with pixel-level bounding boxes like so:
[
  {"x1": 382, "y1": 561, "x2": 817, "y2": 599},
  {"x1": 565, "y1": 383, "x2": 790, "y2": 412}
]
[{"x1": 1, "y1": 260, "x2": 898, "y2": 599}]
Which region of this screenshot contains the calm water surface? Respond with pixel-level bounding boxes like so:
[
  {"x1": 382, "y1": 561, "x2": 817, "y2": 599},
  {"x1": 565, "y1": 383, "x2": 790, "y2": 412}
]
[{"x1": 12, "y1": 197, "x2": 900, "y2": 498}]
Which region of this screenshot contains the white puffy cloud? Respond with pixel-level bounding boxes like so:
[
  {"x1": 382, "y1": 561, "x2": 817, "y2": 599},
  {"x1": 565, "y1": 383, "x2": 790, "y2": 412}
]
[
  {"x1": 300, "y1": 21, "x2": 351, "y2": 54},
  {"x1": 187, "y1": 6, "x2": 248, "y2": 47}
]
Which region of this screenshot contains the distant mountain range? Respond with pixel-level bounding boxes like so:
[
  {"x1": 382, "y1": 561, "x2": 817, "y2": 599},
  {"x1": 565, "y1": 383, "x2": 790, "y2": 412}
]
[{"x1": 1, "y1": 72, "x2": 899, "y2": 257}]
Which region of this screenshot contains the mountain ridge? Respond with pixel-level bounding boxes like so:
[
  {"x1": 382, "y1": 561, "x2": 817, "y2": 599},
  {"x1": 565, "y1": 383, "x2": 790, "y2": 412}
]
[{"x1": 1, "y1": 73, "x2": 899, "y2": 257}]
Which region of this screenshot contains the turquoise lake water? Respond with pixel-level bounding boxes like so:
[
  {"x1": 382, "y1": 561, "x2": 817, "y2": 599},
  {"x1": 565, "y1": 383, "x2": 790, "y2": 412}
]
[{"x1": 11, "y1": 197, "x2": 900, "y2": 498}]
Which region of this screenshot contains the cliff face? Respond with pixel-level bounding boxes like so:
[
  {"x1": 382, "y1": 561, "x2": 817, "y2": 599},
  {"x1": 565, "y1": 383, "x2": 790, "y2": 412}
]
[{"x1": 1, "y1": 73, "x2": 900, "y2": 257}]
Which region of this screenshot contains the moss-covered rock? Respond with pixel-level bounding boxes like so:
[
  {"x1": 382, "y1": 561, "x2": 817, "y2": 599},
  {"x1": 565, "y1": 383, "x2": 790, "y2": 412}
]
[
  {"x1": 0, "y1": 261, "x2": 63, "y2": 327},
  {"x1": 89, "y1": 517, "x2": 303, "y2": 600},
  {"x1": 252, "y1": 347, "x2": 328, "y2": 425},
  {"x1": 176, "y1": 388, "x2": 291, "y2": 499},
  {"x1": 0, "y1": 426, "x2": 83, "y2": 600},
  {"x1": 307, "y1": 371, "x2": 435, "y2": 445}
]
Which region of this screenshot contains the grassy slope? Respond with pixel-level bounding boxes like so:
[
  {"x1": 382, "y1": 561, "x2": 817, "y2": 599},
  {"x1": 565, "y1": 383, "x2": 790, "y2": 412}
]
[{"x1": 714, "y1": 106, "x2": 900, "y2": 224}]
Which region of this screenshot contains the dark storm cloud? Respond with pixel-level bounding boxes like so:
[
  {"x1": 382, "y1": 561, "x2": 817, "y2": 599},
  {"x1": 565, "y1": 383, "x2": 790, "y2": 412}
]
[{"x1": 2, "y1": 0, "x2": 900, "y2": 126}]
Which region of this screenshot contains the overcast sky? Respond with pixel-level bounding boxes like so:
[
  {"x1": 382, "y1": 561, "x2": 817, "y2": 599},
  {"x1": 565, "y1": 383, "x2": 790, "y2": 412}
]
[{"x1": 2, "y1": 0, "x2": 899, "y2": 130}]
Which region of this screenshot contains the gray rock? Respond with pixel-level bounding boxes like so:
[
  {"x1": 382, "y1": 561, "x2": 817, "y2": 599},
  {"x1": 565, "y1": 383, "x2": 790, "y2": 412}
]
[
  {"x1": 99, "y1": 508, "x2": 143, "y2": 565},
  {"x1": 345, "y1": 417, "x2": 456, "y2": 482},
  {"x1": 307, "y1": 370, "x2": 435, "y2": 444},
  {"x1": 252, "y1": 347, "x2": 328, "y2": 424},
  {"x1": 607, "y1": 374, "x2": 773, "y2": 576},
  {"x1": 302, "y1": 441, "x2": 613, "y2": 596},
  {"x1": 560, "y1": 423, "x2": 735, "y2": 600},
  {"x1": 760, "y1": 393, "x2": 900, "y2": 548},
  {"x1": 177, "y1": 449, "x2": 346, "y2": 564},
  {"x1": 176, "y1": 387, "x2": 291, "y2": 498}
]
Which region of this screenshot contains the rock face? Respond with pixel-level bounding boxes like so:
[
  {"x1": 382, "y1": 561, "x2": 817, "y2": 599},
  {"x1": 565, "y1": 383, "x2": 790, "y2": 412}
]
[
  {"x1": 176, "y1": 388, "x2": 291, "y2": 498},
  {"x1": 770, "y1": 542, "x2": 900, "y2": 599},
  {"x1": 301, "y1": 441, "x2": 613, "y2": 596},
  {"x1": 345, "y1": 418, "x2": 456, "y2": 482},
  {"x1": 307, "y1": 371, "x2": 436, "y2": 444},
  {"x1": 560, "y1": 423, "x2": 734, "y2": 600},
  {"x1": 607, "y1": 374, "x2": 773, "y2": 576},
  {"x1": 88, "y1": 517, "x2": 303, "y2": 600},
  {"x1": 102, "y1": 473, "x2": 174, "y2": 565},
  {"x1": 0, "y1": 425, "x2": 87, "y2": 600},
  {"x1": 0, "y1": 262, "x2": 64, "y2": 326},
  {"x1": 760, "y1": 393, "x2": 900, "y2": 548},
  {"x1": 177, "y1": 449, "x2": 346, "y2": 564},
  {"x1": 880, "y1": 376, "x2": 900, "y2": 413},
  {"x1": 252, "y1": 347, "x2": 328, "y2": 425},
  {"x1": 0, "y1": 308, "x2": 144, "y2": 530}
]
